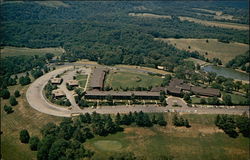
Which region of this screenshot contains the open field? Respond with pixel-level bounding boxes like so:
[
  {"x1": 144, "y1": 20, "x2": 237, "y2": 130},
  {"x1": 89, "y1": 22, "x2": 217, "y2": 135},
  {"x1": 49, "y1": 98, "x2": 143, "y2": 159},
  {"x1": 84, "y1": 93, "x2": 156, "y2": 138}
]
[
  {"x1": 178, "y1": 16, "x2": 249, "y2": 30},
  {"x1": 1, "y1": 84, "x2": 62, "y2": 160},
  {"x1": 104, "y1": 70, "x2": 163, "y2": 90},
  {"x1": 0, "y1": 46, "x2": 65, "y2": 57},
  {"x1": 155, "y1": 38, "x2": 249, "y2": 64},
  {"x1": 35, "y1": 1, "x2": 70, "y2": 8},
  {"x1": 128, "y1": 13, "x2": 171, "y2": 19},
  {"x1": 192, "y1": 8, "x2": 222, "y2": 15},
  {"x1": 85, "y1": 114, "x2": 249, "y2": 160},
  {"x1": 194, "y1": 12, "x2": 237, "y2": 21}
]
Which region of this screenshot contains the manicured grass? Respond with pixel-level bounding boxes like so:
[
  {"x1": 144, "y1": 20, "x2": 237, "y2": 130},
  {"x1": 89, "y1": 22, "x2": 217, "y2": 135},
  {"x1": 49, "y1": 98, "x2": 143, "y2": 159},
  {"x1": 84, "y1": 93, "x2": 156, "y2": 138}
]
[
  {"x1": 114, "y1": 64, "x2": 172, "y2": 75},
  {"x1": 75, "y1": 74, "x2": 88, "y2": 88},
  {"x1": 155, "y1": 38, "x2": 249, "y2": 64},
  {"x1": 191, "y1": 97, "x2": 202, "y2": 104},
  {"x1": 84, "y1": 132, "x2": 130, "y2": 160},
  {"x1": 84, "y1": 113, "x2": 249, "y2": 160},
  {"x1": 192, "y1": 93, "x2": 247, "y2": 105},
  {"x1": 1, "y1": 84, "x2": 62, "y2": 160},
  {"x1": 93, "y1": 140, "x2": 123, "y2": 151},
  {"x1": 222, "y1": 92, "x2": 248, "y2": 105},
  {"x1": 105, "y1": 71, "x2": 163, "y2": 90},
  {"x1": 1, "y1": 46, "x2": 65, "y2": 57}
]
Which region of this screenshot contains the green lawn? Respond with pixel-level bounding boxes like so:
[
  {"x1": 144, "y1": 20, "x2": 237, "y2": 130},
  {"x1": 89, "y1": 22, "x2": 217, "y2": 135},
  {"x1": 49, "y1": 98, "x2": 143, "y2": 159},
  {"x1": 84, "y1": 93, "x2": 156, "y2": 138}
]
[
  {"x1": 191, "y1": 92, "x2": 247, "y2": 105},
  {"x1": 75, "y1": 74, "x2": 88, "y2": 88},
  {"x1": 85, "y1": 114, "x2": 249, "y2": 160},
  {"x1": 191, "y1": 97, "x2": 202, "y2": 104},
  {"x1": 105, "y1": 71, "x2": 163, "y2": 90},
  {"x1": 1, "y1": 46, "x2": 65, "y2": 57},
  {"x1": 222, "y1": 92, "x2": 248, "y2": 105}
]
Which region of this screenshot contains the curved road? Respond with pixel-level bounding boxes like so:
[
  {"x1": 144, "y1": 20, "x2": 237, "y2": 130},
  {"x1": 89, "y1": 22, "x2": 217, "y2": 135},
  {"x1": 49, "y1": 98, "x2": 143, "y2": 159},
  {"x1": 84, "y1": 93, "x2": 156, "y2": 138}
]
[{"x1": 26, "y1": 65, "x2": 249, "y2": 117}]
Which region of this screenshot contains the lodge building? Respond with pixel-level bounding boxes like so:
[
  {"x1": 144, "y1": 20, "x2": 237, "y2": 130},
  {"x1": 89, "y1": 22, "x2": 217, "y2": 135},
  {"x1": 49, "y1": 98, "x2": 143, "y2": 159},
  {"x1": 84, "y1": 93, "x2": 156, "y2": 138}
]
[
  {"x1": 90, "y1": 68, "x2": 109, "y2": 90},
  {"x1": 85, "y1": 91, "x2": 160, "y2": 100}
]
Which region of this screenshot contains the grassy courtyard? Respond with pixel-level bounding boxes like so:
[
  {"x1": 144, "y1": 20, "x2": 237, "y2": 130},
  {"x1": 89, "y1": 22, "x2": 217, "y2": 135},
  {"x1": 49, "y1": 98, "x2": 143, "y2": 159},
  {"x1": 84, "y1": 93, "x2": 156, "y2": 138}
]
[
  {"x1": 75, "y1": 74, "x2": 88, "y2": 88},
  {"x1": 104, "y1": 71, "x2": 163, "y2": 90}
]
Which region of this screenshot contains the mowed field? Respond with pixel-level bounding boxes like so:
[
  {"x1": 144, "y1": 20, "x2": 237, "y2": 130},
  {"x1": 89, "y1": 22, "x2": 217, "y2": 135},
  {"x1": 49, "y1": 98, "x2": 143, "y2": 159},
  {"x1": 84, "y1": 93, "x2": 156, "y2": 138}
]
[
  {"x1": 1, "y1": 84, "x2": 62, "y2": 160},
  {"x1": 0, "y1": 46, "x2": 65, "y2": 57},
  {"x1": 155, "y1": 38, "x2": 249, "y2": 64},
  {"x1": 85, "y1": 114, "x2": 249, "y2": 160},
  {"x1": 178, "y1": 16, "x2": 249, "y2": 30},
  {"x1": 104, "y1": 70, "x2": 163, "y2": 90}
]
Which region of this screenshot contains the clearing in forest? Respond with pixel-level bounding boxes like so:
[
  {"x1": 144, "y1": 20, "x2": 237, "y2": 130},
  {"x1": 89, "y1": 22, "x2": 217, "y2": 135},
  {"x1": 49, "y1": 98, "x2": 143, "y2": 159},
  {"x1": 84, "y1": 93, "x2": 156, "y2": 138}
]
[
  {"x1": 1, "y1": 46, "x2": 65, "y2": 57},
  {"x1": 178, "y1": 16, "x2": 249, "y2": 30},
  {"x1": 155, "y1": 38, "x2": 249, "y2": 64},
  {"x1": 128, "y1": 13, "x2": 171, "y2": 19}
]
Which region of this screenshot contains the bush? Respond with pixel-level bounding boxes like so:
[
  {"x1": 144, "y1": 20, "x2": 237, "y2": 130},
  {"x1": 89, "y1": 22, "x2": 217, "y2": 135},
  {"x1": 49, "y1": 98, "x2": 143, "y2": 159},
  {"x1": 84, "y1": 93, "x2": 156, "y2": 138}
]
[
  {"x1": 19, "y1": 76, "x2": 31, "y2": 86},
  {"x1": 4, "y1": 105, "x2": 14, "y2": 114},
  {"x1": 29, "y1": 136, "x2": 40, "y2": 151},
  {"x1": 9, "y1": 96, "x2": 18, "y2": 106},
  {"x1": 0, "y1": 89, "x2": 10, "y2": 99},
  {"x1": 20, "y1": 129, "x2": 30, "y2": 143},
  {"x1": 14, "y1": 90, "x2": 20, "y2": 97},
  {"x1": 65, "y1": 100, "x2": 71, "y2": 106}
]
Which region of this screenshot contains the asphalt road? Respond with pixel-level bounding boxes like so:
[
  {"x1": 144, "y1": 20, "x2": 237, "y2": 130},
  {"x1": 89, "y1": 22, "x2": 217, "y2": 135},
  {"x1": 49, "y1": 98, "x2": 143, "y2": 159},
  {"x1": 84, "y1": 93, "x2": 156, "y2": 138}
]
[{"x1": 26, "y1": 65, "x2": 249, "y2": 117}]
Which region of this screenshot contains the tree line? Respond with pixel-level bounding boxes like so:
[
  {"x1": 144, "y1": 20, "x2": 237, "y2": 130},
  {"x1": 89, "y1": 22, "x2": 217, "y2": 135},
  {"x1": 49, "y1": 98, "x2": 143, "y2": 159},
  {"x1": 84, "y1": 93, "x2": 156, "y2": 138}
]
[
  {"x1": 215, "y1": 114, "x2": 250, "y2": 138},
  {"x1": 19, "y1": 111, "x2": 167, "y2": 160}
]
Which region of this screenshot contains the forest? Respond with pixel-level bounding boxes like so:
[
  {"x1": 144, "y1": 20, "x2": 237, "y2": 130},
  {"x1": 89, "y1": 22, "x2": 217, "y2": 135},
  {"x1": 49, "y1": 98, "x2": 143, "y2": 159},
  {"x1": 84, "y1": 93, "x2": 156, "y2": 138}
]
[{"x1": 0, "y1": 1, "x2": 249, "y2": 69}]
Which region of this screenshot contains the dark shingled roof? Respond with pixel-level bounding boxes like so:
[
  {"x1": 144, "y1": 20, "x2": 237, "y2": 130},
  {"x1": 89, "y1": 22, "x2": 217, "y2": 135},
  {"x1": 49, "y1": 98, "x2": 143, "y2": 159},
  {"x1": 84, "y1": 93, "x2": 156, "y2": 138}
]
[
  {"x1": 180, "y1": 83, "x2": 191, "y2": 91},
  {"x1": 151, "y1": 87, "x2": 165, "y2": 92},
  {"x1": 169, "y1": 78, "x2": 184, "y2": 86},
  {"x1": 90, "y1": 68, "x2": 108, "y2": 89},
  {"x1": 85, "y1": 91, "x2": 160, "y2": 97},
  {"x1": 166, "y1": 86, "x2": 181, "y2": 94},
  {"x1": 191, "y1": 86, "x2": 220, "y2": 97}
]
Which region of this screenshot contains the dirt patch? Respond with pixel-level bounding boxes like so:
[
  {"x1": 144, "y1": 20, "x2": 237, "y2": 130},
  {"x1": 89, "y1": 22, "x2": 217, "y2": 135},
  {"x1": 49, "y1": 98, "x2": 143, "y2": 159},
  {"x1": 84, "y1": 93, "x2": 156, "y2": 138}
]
[{"x1": 198, "y1": 127, "x2": 223, "y2": 134}]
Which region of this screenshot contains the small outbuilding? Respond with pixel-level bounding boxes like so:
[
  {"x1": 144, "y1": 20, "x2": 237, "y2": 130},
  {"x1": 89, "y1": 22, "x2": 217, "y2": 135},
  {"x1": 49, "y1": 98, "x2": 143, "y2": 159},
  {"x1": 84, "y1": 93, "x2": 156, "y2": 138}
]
[
  {"x1": 52, "y1": 89, "x2": 66, "y2": 97},
  {"x1": 67, "y1": 80, "x2": 79, "y2": 86},
  {"x1": 51, "y1": 78, "x2": 62, "y2": 85}
]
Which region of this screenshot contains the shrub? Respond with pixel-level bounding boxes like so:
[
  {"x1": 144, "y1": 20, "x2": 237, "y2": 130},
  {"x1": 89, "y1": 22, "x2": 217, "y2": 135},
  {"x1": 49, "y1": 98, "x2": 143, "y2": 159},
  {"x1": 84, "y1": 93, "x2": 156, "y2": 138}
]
[
  {"x1": 20, "y1": 129, "x2": 30, "y2": 143},
  {"x1": 4, "y1": 105, "x2": 14, "y2": 114},
  {"x1": 9, "y1": 96, "x2": 18, "y2": 106}
]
